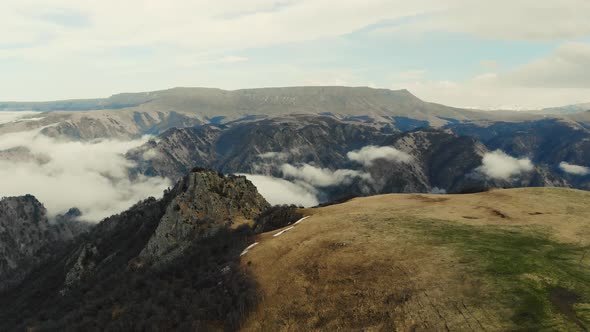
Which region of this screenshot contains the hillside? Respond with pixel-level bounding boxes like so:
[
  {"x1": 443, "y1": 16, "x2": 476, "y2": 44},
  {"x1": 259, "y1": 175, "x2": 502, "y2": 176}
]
[{"x1": 241, "y1": 188, "x2": 590, "y2": 331}]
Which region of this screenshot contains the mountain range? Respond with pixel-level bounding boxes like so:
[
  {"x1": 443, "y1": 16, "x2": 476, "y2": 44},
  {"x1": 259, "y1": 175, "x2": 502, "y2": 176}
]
[
  {"x1": 1, "y1": 86, "x2": 590, "y2": 330},
  {"x1": 3, "y1": 86, "x2": 581, "y2": 140}
]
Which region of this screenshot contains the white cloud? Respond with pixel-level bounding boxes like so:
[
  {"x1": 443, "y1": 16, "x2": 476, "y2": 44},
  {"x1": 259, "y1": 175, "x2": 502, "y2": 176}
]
[
  {"x1": 347, "y1": 145, "x2": 412, "y2": 166},
  {"x1": 559, "y1": 162, "x2": 590, "y2": 176},
  {"x1": 239, "y1": 174, "x2": 319, "y2": 207},
  {"x1": 0, "y1": 111, "x2": 42, "y2": 125},
  {"x1": 502, "y1": 43, "x2": 590, "y2": 89},
  {"x1": 0, "y1": 129, "x2": 170, "y2": 222},
  {"x1": 442, "y1": 1, "x2": 590, "y2": 41},
  {"x1": 142, "y1": 148, "x2": 162, "y2": 161},
  {"x1": 258, "y1": 151, "x2": 289, "y2": 160},
  {"x1": 373, "y1": 1, "x2": 590, "y2": 41},
  {"x1": 0, "y1": 0, "x2": 434, "y2": 60},
  {"x1": 1, "y1": 0, "x2": 589, "y2": 106},
  {"x1": 218, "y1": 55, "x2": 248, "y2": 63},
  {"x1": 281, "y1": 163, "x2": 370, "y2": 187},
  {"x1": 398, "y1": 42, "x2": 590, "y2": 109},
  {"x1": 478, "y1": 150, "x2": 534, "y2": 180},
  {"x1": 430, "y1": 187, "x2": 447, "y2": 194}
]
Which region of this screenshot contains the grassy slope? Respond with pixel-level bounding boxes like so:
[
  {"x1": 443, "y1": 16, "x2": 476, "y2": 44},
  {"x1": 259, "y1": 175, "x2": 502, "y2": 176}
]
[{"x1": 240, "y1": 188, "x2": 590, "y2": 331}]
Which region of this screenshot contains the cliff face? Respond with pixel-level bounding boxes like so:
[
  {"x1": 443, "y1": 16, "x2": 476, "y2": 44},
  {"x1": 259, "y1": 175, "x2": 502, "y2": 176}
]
[
  {"x1": 125, "y1": 117, "x2": 528, "y2": 199},
  {"x1": 126, "y1": 116, "x2": 384, "y2": 180},
  {"x1": 0, "y1": 195, "x2": 89, "y2": 290}
]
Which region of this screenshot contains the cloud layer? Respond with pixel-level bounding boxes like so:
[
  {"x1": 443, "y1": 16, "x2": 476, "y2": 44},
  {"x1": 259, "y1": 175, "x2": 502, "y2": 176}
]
[
  {"x1": 559, "y1": 162, "x2": 590, "y2": 176},
  {"x1": 0, "y1": 111, "x2": 42, "y2": 125},
  {"x1": 347, "y1": 145, "x2": 412, "y2": 166},
  {"x1": 2, "y1": 1, "x2": 589, "y2": 109},
  {"x1": 478, "y1": 150, "x2": 534, "y2": 180},
  {"x1": 0, "y1": 129, "x2": 170, "y2": 222},
  {"x1": 281, "y1": 163, "x2": 371, "y2": 187},
  {"x1": 396, "y1": 42, "x2": 590, "y2": 109},
  {"x1": 239, "y1": 174, "x2": 319, "y2": 207}
]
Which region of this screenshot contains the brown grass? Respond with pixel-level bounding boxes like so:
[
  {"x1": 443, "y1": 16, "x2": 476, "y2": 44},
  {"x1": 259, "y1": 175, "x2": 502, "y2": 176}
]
[{"x1": 240, "y1": 188, "x2": 590, "y2": 331}]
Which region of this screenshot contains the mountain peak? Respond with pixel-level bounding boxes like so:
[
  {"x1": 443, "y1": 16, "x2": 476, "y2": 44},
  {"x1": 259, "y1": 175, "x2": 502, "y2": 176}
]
[{"x1": 140, "y1": 169, "x2": 269, "y2": 263}]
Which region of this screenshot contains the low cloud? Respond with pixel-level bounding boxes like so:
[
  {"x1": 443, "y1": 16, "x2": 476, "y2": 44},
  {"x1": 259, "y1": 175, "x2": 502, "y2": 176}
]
[
  {"x1": 281, "y1": 163, "x2": 371, "y2": 187},
  {"x1": 0, "y1": 129, "x2": 170, "y2": 222},
  {"x1": 559, "y1": 162, "x2": 590, "y2": 176},
  {"x1": 478, "y1": 150, "x2": 534, "y2": 180},
  {"x1": 245, "y1": 160, "x2": 374, "y2": 206},
  {"x1": 142, "y1": 148, "x2": 163, "y2": 161},
  {"x1": 430, "y1": 187, "x2": 447, "y2": 194},
  {"x1": 258, "y1": 151, "x2": 289, "y2": 161},
  {"x1": 0, "y1": 111, "x2": 42, "y2": 125},
  {"x1": 347, "y1": 145, "x2": 412, "y2": 166},
  {"x1": 239, "y1": 174, "x2": 319, "y2": 207}
]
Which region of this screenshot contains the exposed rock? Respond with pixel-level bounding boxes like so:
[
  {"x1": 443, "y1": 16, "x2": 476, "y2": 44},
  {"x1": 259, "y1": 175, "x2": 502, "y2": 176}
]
[
  {"x1": 0, "y1": 195, "x2": 90, "y2": 290},
  {"x1": 140, "y1": 169, "x2": 270, "y2": 263},
  {"x1": 62, "y1": 243, "x2": 98, "y2": 292},
  {"x1": 57, "y1": 168, "x2": 269, "y2": 292}
]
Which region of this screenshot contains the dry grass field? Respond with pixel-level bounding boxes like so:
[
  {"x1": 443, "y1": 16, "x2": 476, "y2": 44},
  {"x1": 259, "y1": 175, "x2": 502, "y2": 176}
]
[{"x1": 240, "y1": 188, "x2": 590, "y2": 331}]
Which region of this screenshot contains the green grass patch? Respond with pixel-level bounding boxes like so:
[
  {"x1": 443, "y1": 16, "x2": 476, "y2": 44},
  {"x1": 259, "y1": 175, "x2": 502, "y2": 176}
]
[{"x1": 400, "y1": 218, "x2": 590, "y2": 331}]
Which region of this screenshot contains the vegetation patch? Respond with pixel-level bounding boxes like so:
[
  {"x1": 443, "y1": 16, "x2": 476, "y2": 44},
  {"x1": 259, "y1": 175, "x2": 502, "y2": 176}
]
[
  {"x1": 254, "y1": 204, "x2": 303, "y2": 233},
  {"x1": 403, "y1": 218, "x2": 590, "y2": 331}
]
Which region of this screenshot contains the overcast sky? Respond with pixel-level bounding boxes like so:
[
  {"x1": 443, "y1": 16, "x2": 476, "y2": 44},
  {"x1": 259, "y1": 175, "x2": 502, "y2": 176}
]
[{"x1": 2, "y1": 0, "x2": 590, "y2": 109}]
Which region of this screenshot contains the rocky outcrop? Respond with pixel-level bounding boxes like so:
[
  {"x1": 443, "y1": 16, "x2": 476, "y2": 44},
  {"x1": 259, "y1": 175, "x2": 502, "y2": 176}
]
[
  {"x1": 62, "y1": 243, "x2": 98, "y2": 291},
  {"x1": 140, "y1": 169, "x2": 270, "y2": 263},
  {"x1": 58, "y1": 168, "x2": 269, "y2": 291},
  {"x1": 0, "y1": 195, "x2": 90, "y2": 290},
  {"x1": 0, "y1": 168, "x2": 271, "y2": 331}
]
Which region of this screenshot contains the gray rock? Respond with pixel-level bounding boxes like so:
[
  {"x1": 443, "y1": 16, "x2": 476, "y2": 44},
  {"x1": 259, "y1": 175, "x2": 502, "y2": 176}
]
[
  {"x1": 140, "y1": 170, "x2": 270, "y2": 263},
  {"x1": 0, "y1": 195, "x2": 90, "y2": 290}
]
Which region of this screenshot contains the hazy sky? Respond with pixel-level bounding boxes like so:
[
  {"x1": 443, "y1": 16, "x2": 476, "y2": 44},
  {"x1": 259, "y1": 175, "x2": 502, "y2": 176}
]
[{"x1": 2, "y1": 0, "x2": 590, "y2": 109}]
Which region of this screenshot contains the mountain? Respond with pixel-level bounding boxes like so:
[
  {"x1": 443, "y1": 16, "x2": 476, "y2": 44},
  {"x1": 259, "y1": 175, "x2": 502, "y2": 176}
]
[
  {"x1": 542, "y1": 102, "x2": 590, "y2": 114},
  {"x1": 0, "y1": 109, "x2": 203, "y2": 140},
  {"x1": 126, "y1": 115, "x2": 386, "y2": 180},
  {"x1": 126, "y1": 115, "x2": 569, "y2": 202},
  {"x1": 0, "y1": 169, "x2": 270, "y2": 331},
  {"x1": 0, "y1": 195, "x2": 90, "y2": 290},
  {"x1": 448, "y1": 118, "x2": 590, "y2": 189},
  {"x1": 0, "y1": 86, "x2": 546, "y2": 140},
  {"x1": 0, "y1": 92, "x2": 154, "y2": 112},
  {"x1": 242, "y1": 188, "x2": 590, "y2": 331}
]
